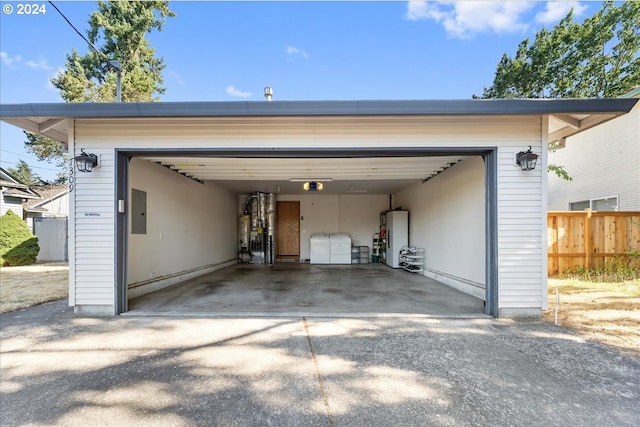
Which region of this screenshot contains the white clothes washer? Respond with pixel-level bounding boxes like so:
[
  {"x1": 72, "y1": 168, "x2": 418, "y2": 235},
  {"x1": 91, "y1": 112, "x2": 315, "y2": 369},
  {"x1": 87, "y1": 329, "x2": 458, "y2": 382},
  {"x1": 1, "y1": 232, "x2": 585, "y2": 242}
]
[
  {"x1": 330, "y1": 233, "x2": 352, "y2": 264},
  {"x1": 310, "y1": 234, "x2": 330, "y2": 264}
]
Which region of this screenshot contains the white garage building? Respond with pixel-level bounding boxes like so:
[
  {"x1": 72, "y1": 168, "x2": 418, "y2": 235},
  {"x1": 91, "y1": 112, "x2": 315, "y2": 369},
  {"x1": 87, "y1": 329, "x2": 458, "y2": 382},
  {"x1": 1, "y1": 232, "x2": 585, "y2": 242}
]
[{"x1": 1, "y1": 98, "x2": 636, "y2": 317}]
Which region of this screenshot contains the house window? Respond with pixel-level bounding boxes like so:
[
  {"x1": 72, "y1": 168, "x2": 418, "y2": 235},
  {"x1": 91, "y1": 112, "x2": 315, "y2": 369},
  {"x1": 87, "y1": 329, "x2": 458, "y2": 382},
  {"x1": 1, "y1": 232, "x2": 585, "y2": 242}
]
[
  {"x1": 570, "y1": 196, "x2": 618, "y2": 212},
  {"x1": 592, "y1": 197, "x2": 618, "y2": 211},
  {"x1": 569, "y1": 201, "x2": 590, "y2": 211}
]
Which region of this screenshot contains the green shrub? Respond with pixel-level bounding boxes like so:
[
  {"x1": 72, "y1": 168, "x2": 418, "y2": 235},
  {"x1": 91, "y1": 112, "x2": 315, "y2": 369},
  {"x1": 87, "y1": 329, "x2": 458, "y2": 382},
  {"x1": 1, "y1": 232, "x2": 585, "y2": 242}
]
[{"x1": 0, "y1": 210, "x2": 40, "y2": 266}]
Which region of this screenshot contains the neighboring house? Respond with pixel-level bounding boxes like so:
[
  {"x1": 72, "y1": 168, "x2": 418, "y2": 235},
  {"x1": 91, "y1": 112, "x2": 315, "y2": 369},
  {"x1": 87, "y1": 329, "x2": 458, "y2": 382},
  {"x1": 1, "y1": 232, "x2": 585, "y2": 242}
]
[
  {"x1": 0, "y1": 167, "x2": 39, "y2": 218},
  {"x1": 548, "y1": 86, "x2": 640, "y2": 211},
  {"x1": 23, "y1": 184, "x2": 70, "y2": 229},
  {"x1": 0, "y1": 172, "x2": 69, "y2": 262},
  {"x1": 1, "y1": 98, "x2": 637, "y2": 318}
]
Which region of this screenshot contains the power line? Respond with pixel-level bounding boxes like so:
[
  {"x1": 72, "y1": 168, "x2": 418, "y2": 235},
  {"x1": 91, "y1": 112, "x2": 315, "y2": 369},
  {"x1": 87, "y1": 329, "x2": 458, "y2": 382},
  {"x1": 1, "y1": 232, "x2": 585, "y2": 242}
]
[
  {"x1": 47, "y1": 1, "x2": 105, "y2": 60},
  {"x1": 1, "y1": 148, "x2": 48, "y2": 162},
  {"x1": 0, "y1": 160, "x2": 63, "y2": 173},
  {"x1": 47, "y1": 1, "x2": 121, "y2": 95}
]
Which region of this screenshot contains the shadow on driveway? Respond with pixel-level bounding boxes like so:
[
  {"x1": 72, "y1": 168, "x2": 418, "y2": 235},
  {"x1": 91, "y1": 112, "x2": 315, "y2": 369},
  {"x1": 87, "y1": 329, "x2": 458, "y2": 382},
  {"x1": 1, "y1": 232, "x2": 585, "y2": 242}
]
[{"x1": 1, "y1": 300, "x2": 639, "y2": 426}]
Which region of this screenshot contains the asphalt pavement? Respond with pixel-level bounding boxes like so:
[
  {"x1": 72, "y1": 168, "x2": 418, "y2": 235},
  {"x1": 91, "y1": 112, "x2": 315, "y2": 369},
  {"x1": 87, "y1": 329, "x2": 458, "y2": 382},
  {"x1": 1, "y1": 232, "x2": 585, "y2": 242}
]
[{"x1": 1, "y1": 300, "x2": 639, "y2": 427}]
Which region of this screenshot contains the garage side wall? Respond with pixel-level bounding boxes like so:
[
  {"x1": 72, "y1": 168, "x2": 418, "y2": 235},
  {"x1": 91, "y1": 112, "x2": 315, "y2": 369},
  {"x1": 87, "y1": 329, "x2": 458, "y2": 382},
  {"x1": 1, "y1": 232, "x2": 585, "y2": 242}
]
[
  {"x1": 127, "y1": 159, "x2": 238, "y2": 298},
  {"x1": 395, "y1": 157, "x2": 486, "y2": 298}
]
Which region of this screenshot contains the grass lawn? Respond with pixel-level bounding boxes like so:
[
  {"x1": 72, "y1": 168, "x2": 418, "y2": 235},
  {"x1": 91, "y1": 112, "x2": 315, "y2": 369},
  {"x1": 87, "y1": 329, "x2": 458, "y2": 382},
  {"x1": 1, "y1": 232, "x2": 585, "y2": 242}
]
[
  {"x1": 1, "y1": 263, "x2": 638, "y2": 359},
  {"x1": 0, "y1": 262, "x2": 69, "y2": 313},
  {"x1": 543, "y1": 278, "x2": 640, "y2": 359}
]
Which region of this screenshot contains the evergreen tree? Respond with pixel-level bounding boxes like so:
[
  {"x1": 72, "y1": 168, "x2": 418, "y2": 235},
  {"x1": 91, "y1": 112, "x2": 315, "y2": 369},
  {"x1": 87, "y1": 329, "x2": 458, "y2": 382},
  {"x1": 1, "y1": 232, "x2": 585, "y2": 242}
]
[
  {"x1": 24, "y1": 1, "x2": 175, "y2": 172},
  {"x1": 51, "y1": 0, "x2": 175, "y2": 102},
  {"x1": 7, "y1": 160, "x2": 42, "y2": 186}
]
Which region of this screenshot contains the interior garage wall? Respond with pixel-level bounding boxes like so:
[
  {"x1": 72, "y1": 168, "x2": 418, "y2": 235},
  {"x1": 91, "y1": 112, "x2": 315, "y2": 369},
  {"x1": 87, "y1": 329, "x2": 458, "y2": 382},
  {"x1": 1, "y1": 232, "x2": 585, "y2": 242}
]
[
  {"x1": 394, "y1": 157, "x2": 486, "y2": 298},
  {"x1": 275, "y1": 194, "x2": 389, "y2": 260},
  {"x1": 127, "y1": 159, "x2": 237, "y2": 297}
]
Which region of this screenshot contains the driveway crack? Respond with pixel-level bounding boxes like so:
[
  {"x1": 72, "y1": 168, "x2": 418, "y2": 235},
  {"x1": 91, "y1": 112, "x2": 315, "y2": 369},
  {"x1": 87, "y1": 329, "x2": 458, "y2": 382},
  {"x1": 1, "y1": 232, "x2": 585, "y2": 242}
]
[{"x1": 302, "y1": 316, "x2": 335, "y2": 427}]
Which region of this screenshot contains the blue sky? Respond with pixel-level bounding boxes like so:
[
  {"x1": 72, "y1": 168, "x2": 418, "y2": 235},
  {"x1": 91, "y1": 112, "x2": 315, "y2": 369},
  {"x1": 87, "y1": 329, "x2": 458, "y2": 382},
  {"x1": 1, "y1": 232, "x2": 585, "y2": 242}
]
[{"x1": 1, "y1": 0, "x2": 598, "y2": 181}]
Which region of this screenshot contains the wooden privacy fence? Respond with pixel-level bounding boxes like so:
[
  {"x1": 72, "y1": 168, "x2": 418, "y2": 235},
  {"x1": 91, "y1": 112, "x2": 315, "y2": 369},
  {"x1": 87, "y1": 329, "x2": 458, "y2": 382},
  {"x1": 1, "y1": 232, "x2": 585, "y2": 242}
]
[{"x1": 547, "y1": 210, "x2": 640, "y2": 275}]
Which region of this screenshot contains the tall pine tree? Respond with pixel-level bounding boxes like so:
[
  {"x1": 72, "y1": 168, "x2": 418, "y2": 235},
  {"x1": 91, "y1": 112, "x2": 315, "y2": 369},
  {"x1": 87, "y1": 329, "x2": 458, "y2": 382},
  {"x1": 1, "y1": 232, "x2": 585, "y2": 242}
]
[
  {"x1": 25, "y1": 1, "x2": 175, "y2": 176},
  {"x1": 7, "y1": 160, "x2": 42, "y2": 186}
]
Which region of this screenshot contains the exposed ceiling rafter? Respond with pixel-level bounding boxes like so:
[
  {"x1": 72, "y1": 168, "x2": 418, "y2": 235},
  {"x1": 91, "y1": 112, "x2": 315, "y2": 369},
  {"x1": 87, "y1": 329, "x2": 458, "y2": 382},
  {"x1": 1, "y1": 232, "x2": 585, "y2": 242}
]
[{"x1": 551, "y1": 114, "x2": 581, "y2": 129}]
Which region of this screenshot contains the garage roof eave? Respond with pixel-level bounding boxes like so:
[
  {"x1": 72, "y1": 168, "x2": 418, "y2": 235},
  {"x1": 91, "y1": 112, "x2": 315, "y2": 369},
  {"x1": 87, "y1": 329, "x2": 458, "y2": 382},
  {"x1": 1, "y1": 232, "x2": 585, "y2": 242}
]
[
  {"x1": 1, "y1": 98, "x2": 637, "y2": 143},
  {"x1": 1, "y1": 98, "x2": 637, "y2": 119}
]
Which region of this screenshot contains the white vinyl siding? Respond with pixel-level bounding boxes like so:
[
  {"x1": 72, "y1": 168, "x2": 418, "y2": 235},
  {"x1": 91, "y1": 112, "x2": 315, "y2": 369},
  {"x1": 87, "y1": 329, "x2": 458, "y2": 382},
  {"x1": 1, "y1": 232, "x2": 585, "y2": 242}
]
[
  {"x1": 498, "y1": 140, "x2": 546, "y2": 310},
  {"x1": 548, "y1": 102, "x2": 640, "y2": 211},
  {"x1": 70, "y1": 147, "x2": 115, "y2": 308},
  {"x1": 74, "y1": 116, "x2": 545, "y2": 148},
  {"x1": 1, "y1": 197, "x2": 23, "y2": 218}
]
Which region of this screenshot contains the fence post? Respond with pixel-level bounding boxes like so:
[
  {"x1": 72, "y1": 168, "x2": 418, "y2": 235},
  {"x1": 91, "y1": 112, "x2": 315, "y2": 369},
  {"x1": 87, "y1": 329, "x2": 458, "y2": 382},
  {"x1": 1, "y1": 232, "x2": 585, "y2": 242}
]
[{"x1": 584, "y1": 209, "x2": 592, "y2": 270}]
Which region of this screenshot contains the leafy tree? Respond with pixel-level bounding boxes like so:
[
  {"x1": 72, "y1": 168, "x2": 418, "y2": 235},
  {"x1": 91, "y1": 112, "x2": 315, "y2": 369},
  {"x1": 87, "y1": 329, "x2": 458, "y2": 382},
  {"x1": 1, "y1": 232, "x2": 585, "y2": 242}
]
[
  {"x1": 478, "y1": 1, "x2": 640, "y2": 99},
  {"x1": 25, "y1": 1, "x2": 175, "y2": 172},
  {"x1": 547, "y1": 164, "x2": 573, "y2": 182},
  {"x1": 7, "y1": 160, "x2": 43, "y2": 186},
  {"x1": 478, "y1": 1, "x2": 640, "y2": 181},
  {"x1": 0, "y1": 210, "x2": 40, "y2": 266}
]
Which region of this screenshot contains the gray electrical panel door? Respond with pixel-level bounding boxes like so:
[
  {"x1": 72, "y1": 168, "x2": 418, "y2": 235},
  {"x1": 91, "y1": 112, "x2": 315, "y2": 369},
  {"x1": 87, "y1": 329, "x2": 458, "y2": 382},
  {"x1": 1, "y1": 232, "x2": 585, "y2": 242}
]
[{"x1": 131, "y1": 188, "x2": 147, "y2": 234}]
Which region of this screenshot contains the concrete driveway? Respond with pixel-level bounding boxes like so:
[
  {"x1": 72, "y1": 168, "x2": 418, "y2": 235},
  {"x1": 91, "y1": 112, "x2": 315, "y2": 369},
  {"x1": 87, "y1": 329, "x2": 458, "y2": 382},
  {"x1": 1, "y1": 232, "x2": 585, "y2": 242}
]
[{"x1": 1, "y1": 300, "x2": 639, "y2": 427}]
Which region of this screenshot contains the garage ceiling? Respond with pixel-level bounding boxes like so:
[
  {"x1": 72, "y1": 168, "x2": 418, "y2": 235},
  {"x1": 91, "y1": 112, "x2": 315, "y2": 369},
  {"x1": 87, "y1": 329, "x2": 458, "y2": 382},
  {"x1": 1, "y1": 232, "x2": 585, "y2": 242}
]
[{"x1": 138, "y1": 154, "x2": 472, "y2": 195}]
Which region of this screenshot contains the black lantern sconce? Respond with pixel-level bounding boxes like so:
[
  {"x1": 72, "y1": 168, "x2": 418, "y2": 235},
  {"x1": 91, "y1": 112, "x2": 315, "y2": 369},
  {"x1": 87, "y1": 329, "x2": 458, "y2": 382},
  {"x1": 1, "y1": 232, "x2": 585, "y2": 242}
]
[
  {"x1": 74, "y1": 149, "x2": 99, "y2": 173},
  {"x1": 516, "y1": 146, "x2": 539, "y2": 171}
]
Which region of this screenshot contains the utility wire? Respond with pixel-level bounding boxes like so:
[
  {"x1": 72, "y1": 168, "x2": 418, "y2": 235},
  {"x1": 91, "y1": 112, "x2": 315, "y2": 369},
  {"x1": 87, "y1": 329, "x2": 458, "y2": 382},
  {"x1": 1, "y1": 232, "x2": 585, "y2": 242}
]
[
  {"x1": 47, "y1": 1, "x2": 107, "y2": 61},
  {"x1": 1, "y1": 148, "x2": 47, "y2": 162},
  {"x1": 0, "y1": 159, "x2": 63, "y2": 173}
]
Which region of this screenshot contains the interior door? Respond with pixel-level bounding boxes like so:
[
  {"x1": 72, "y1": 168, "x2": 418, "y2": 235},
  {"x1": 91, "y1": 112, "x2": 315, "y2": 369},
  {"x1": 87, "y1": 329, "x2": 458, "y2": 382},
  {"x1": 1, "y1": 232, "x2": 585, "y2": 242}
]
[{"x1": 277, "y1": 201, "x2": 300, "y2": 257}]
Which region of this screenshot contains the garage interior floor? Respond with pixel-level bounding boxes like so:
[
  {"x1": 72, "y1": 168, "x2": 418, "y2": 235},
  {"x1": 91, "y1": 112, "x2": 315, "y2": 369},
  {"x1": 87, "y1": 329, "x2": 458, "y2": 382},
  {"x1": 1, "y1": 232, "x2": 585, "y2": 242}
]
[{"x1": 127, "y1": 263, "x2": 486, "y2": 317}]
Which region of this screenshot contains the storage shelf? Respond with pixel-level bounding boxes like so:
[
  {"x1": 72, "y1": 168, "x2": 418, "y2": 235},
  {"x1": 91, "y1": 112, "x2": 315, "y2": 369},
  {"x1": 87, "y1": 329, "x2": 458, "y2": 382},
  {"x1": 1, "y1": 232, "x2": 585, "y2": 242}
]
[{"x1": 399, "y1": 246, "x2": 424, "y2": 274}]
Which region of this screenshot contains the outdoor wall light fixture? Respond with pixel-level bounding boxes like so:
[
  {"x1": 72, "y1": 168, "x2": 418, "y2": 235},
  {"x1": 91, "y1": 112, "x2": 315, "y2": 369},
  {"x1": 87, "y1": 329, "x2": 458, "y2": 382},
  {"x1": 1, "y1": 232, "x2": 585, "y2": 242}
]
[
  {"x1": 516, "y1": 146, "x2": 539, "y2": 171},
  {"x1": 74, "y1": 149, "x2": 99, "y2": 173},
  {"x1": 303, "y1": 181, "x2": 323, "y2": 192}
]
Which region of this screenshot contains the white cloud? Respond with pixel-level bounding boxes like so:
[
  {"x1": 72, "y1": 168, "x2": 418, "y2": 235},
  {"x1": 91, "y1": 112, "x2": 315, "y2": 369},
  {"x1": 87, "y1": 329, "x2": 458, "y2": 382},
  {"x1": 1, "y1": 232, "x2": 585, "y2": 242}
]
[
  {"x1": 536, "y1": 1, "x2": 587, "y2": 25},
  {"x1": 226, "y1": 85, "x2": 252, "y2": 98},
  {"x1": 1, "y1": 51, "x2": 22, "y2": 67},
  {"x1": 405, "y1": 0, "x2": 535, "y2": 39},
  {"x1": 286, "y1": 45, "x2": 309, "y2": 59},
  {"x1": 25, "y1": 58, "x2": 54, "y2": 71},
  {"x1": 167, "y1": 70, "x2": 185, "y2": 86}
]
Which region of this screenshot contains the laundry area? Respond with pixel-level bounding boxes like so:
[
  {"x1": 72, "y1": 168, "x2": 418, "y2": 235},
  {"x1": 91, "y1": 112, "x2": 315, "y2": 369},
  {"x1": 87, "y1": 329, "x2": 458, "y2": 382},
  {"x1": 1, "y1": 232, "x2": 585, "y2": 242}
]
[{"x1": 236, "y1": 191, "x2": 418, "y2": 268}]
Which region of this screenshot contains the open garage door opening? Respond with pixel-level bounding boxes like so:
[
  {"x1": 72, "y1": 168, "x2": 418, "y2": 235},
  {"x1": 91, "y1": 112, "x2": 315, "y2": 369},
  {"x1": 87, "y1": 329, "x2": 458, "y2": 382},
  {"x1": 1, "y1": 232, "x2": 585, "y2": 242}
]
[{"x1": 116, "y1": 148, "x2": 496, "y2": 317}]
